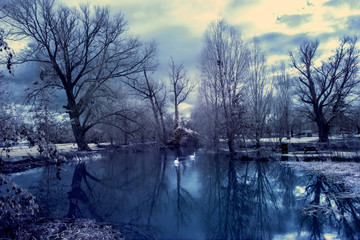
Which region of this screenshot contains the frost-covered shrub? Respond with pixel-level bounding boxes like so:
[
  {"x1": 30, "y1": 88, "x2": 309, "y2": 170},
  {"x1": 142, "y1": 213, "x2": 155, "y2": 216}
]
[
  {"x1": 169, "y1": 127, "x2": 199, "y2": 147},
  {"x1": 0, "y1": 174, "x2": 39, "y2": 238}
]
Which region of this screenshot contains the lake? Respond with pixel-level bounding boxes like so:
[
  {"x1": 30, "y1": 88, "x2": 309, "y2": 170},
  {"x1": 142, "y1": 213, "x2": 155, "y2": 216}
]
[{"x1": 9, "y1": 148, "x2": 360, "y2": 239}]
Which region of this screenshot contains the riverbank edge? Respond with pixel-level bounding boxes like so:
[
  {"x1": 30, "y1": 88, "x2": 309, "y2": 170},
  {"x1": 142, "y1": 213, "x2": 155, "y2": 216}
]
[
  {"x1": 0, "y1": 143, "x2": 163, "y2": 239},
  {"x1": 2, "y1": 138, "x2": 360, "y2": 174},
  {"x1": 16, "y1": 218, "x2": 125, "y2": 240},
  {"x1": 0, "y1": 141, "x2": 163, "y2": 174}
]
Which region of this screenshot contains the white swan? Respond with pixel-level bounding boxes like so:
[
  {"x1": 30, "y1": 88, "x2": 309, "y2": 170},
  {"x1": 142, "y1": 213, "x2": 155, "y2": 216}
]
[
  {"x1": 174, "y1": 157, "x2": 180, "y2": 167},
  {"x1": 190, "y1": 152, "x2": 196, "y2": 161}
]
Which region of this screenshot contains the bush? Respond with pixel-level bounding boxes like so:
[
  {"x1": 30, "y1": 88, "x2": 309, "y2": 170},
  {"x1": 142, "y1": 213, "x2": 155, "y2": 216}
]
[{"x1": 0, "y1": 174, "x2": 39, "y2": 238}]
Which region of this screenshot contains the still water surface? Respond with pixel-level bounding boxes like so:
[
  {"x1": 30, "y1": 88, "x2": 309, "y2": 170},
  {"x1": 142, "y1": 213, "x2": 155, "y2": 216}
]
[{"x1": 10, "y1": 148, "x2": 360, "y2": 239}]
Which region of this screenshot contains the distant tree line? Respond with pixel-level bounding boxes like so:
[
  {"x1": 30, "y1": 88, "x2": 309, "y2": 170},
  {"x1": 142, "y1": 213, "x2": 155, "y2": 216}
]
[{"x1": 192, "y1": 19, "x2": 360, "y2": 153}]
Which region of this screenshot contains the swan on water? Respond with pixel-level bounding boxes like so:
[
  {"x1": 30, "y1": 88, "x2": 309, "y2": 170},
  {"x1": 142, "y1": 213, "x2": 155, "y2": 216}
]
[{"x1": 174, "y1": 157, "x2": 180, "y2": 167}]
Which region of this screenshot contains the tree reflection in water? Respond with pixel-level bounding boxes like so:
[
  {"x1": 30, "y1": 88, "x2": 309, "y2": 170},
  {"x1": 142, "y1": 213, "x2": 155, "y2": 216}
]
[
  {"x1": 146, "y1": 150, "x2": 169, "y2": 225},
  {"x1": 299, "y1": 173, "x2": 360, "y2": 239},
  {"x1": 199, "y1": 157, "x2": 286, "y2": 240},
  {"x1": 164, "y1": 146, "x2": 197, "y2": 237},
  {"x1": 10, "y1": 151, "x2": 360, "y2": 239},
  {"x1": 67, "y1": 162, "x2": 102, "y2": 220},
  {"x1": 66, "y1": 152, "x2": 172, "y2": 239},
  {"x1": 27, "y1": 165, "x2": 68, "y2": 217},
  {"x1": 173, "y1": 160, "x2": 195, "y2": 233},
  {"x1": 252, "y1": 161, "x2": 282, "y2": 239},
  {"x1": 98, "y1": 151, "x2": 171, "y2": 238}
]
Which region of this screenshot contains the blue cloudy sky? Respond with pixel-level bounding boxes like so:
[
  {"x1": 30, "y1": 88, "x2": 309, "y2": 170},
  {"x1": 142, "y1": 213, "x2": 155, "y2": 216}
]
[
  {"x1": 70, "y1": 0, "x2": 360, "y2": 67},
  {"x1": 3, "y1": 0, "x2": 360, "y2": 111}
]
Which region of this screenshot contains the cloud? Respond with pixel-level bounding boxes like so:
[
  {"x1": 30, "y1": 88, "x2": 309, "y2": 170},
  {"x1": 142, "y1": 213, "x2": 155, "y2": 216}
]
[
  {"x1": 345, "y1": 15, "x2": 360, "y2": 31},
  {"x1": 4, "y1": 62, "x2": 67, "y2": 107},
  {"x1": 151, "y1": 25, "x2": 202, "y2": 76},
  {"x1": 227, "y1": 0, "x2": 260, "y2": 9},
  {"x1": 118, "y1": 1, "x2": 172, "y2": 35},
  {"x1": 260, "y1": 32, "x2": 308, "y2": 56},
  {"x1": 260, "y1": 31, "x2": 352, "y2": 67},
  {"x1": 323, "y1": 0, "x2": 360, "y2": 9},
  {"x1": 11, "y1": 62, "x2": 39, "y2": 86},
  {"x1": 276, "y1": 14, "x2": 313, "y2": 28},
  {"x1": 2, "y1": 62, "x2": 38, "y2": 102}
]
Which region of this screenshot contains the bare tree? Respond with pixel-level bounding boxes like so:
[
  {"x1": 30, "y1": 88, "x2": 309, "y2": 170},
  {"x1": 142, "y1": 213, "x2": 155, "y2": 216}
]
[
  {"x1": 0, "y1": 28, "x2": 12, "y2": 76},
  {"x1": 0, "y1": 29, "x2": 17, "y2": 161},
  {"x1": 26, "y1": 67, "x2": 59, "y2": 157},
  {"x1": 1, "y1": 0, "x2": 156, "y2": 150},
  {"x1": 168, "y1": 58, "x2": 193, "y2": 131},
  {"x1": 271, "y1": 62, "x2": 293, "y2": 142},
  {"x1": 196, "y1": 48, "x2": 222, "y2": 149},
  {"x1": 290, "y1": 37, "x2": 359, "y2": 142},
  {"x1": 126, "y1": 69, "x2": 168, "y2": 144},
  {"x1": 124, "y1": 45, "x2": 168, "y2": 145},
  {"x1": 248, "y1": 38, "x2": 273, "y2": 147},
  {"x1": 84, "y1": 80, "x2": 143, "y2": 145},
  {"x1": 349, "y1": 103, "x2": 360, "y2": 134},
  {"x1": 191, "y1": 82, "x2": 220, "y2": 149},
  {"x1": 199, "y1": 19, "x2": 249, "y2": 154}
]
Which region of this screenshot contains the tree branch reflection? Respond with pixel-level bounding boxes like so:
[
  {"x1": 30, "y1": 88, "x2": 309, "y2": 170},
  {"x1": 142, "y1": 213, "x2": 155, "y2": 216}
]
[{"x1": 299, "y1": 173, "x2": 360, "y2": 239}]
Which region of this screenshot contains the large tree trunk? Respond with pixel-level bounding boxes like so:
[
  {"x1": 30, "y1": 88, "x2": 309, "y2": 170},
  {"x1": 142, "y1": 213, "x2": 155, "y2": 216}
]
[
  {"x1": 313, "y1": 104, "x2": 329, "y2": 142},
  {"x1": 65, "y1": 86, "x2": 91, "y2": 151},
  {"x1": 224, "y1": 114, "x2": 235, "y2": 154},
  {"x1": 212, "y1": 117, "x2": 219, "y2": 151},
  {"x1": 151, "y1": 93, "x2": 167, "y2": 145},
  {"x1": 174, "y1": 101, "x2": 179, "y2": 130},
  {"x1": 227, "y1": 134, "x2": 235, "y2": 155},
  {"x1": 150, "y1": 101, "x2": 162, "y2": 143},
  {"x1": 69, "y1": 112, "x2": 91, "y2": 151},
  {"x1": 158, "y1": 108, "x2": 167, "y2": 145},
  {"x1": 255, "y1": 129, "x2": 261, "y2": 148},
  {"x1": 213, "y1": 91, "x2": 220, "y2": 151},
  {"x1": 316, "y1": 116, "x2": 329, "y2": 142},
  {"x1": 285, "y1": 111, "x2": 291, "y2": 139}
]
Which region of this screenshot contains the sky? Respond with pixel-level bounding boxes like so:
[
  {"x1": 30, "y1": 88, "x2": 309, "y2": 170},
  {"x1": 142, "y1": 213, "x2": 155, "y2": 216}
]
[
  {"x1": 60, "y1": 0, "x2": 360, "y2": 68},
  {"x1": 3, "y1": 0, "x2": 360, "y2": 115}
]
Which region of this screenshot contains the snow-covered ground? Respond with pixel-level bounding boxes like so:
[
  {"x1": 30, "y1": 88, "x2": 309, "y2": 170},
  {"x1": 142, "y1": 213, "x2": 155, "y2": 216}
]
[
  {"x1": 282, "y1": 161, "x2": 360, "y2": 195},
  {"x1": 260, "y1": 136, "x2": 319, "y2": 143},
  {"x1": 0, "y1": 143, "x2": 108, "y2": 161},
  {"x1": 281, "y1": 151, "x2": 360, "y2": 159},
  {"x1": 261, "y1": 134, "x2": 360, "y2": 144}
]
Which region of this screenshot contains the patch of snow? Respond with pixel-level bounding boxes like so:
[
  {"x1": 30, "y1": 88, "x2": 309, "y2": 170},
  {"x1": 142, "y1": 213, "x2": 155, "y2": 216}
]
[
  {"x1": 72, "y1": 153, "x2": 103, "y2": 162},
  {"x1": 282, "y1": 161, "x2": 360, "y2": 194},
  {"x1": 258, "y1": 136, "x2": 319, "y2": 143},
  {"x1": 273, "y1": 233, "x2": 297, "y2": 240},
  {"x1": 278, "y1": 150, "x2": 360, "y2": 159},
  {"x1": 1, "y1": 143, "x2": 110, "y2": 161},
  {"x1": 282, "y1": 137, "x2": 319, "y2": 143},
  {"x1": 323, "y1": 233, "x2": 340, "y2": 240},
  {"x1": 260, "y1": 134, "x2": 360, "y2": 144},
  {"x1": 294, "y1": 186, "x2": 306, "y2": 197},
  {"x1": 274, "y1": 231, "x2": 339, "y2": 240},
  {"x1": 10, "y1": 167, "x2": 43, "y2": 177}
]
